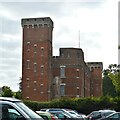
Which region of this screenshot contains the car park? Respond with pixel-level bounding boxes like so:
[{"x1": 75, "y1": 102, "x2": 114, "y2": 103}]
[{"x1": 0, "y1": 97, "x2": 44, "y2": 120}]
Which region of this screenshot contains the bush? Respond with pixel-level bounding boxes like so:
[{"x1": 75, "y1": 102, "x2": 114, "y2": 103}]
[{"x1": 23, "y1": 96, "x2": 120, "y2": 115}]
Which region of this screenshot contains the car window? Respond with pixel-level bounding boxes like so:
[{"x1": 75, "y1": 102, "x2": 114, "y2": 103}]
[
  {"x1": 110, "y1": 113, "x2": 119, "y2": 118},
  {"x1": 8, "y1": 108, "x2": 21, "y2": 120},
  {"x1": 101, "y1": 111, "x2": 114, "y2": 118},
  {"x1": 0, "y1": 103, "x2": 23, "y2": 120}
]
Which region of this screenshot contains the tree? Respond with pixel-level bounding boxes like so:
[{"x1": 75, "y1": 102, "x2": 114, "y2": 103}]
[
  {"x1": 103, "y1": 64, "x2": 120, "y2": 96},
  {"x1": 103, "y1": 68, "x2": 117, "y2": 97},
  {"x1": 14, "y1": 90, "x2": 22, "y2": 99},
  {"x1": 2, "y1": 86, "x2": 13, "y2": 97},
  {"x1": 108, "y1": 64, "x2": 120, "y2": 95}
]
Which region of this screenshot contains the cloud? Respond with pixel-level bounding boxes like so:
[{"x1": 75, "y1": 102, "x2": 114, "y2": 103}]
[{"x1": 0, "y1": 0, "x2": 119, "y2": 91}]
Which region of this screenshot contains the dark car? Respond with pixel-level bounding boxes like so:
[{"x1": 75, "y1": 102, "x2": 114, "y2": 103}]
[{"x1": 0, "y1": 97, "x2": 43, "y2": 120}]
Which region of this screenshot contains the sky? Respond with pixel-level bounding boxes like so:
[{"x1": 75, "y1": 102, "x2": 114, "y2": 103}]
[{"x1": 0, "y1": 0, "x2": 119, "y2": 91}]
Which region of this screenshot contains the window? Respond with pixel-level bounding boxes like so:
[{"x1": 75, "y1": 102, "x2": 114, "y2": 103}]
[
  {"x1": 26, "y1": 60, "x2": 30, "y2": 69},
  {"x1": 109, "y1": 113, "x2": 119, "y2": 118},
  {"x1": 27, "y1": 81, "x2": 30, "y2": 88},
  {"x1": 41, "y1": 65, "x2": 44, "y2": 74},
  {"x1": 34, "y1": 63, "x2": 37, "y2": 72},
  {"x1": 26, "y1": 78, "x2": 30, "y2": 88},
  {"x1": 27, "y1": 41, "x2": 30, "y2": 51},
  {"x1": 0, "y1": 104, "x2": 23, "y2": 120},
  {"x1": 41, "y1": 47, "x2": 44, "y2": 56},
  {"x1": 34, "y1": 44, "x2": 37, "y2": 53},
  {"x1": 76, "y1": 69, "x2": 79, "y2": 78},
  {"x1": 26, "y1": 78, "x2": 30, "y2": 81},
  {"x1": 60, "y1": 66, "x2": 65, "y2": 78},
  {"x1": 60, "y1": 84, "x2": 65, "y2": 96},
  {"x1": 40, "y1": 84, "x2": 44, "y2": 94},
  {"x1": 34, "y1": 82, "x2": 37, "y2": 91}
]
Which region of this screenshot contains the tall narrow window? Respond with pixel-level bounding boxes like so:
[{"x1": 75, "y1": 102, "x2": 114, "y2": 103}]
[
  {"x1": 34, "y1": 63, "x2": 37, "y2": 72},
  {"x1": 26, "y1": 60, "x2": 30, "y2": 69},
  {"x1": 41, "y1": 65, "x2": 44, "y2": 75},
  {"x1": 40, "y1": 84, "x2": 44, "y2": 94},
  {"x1": 60, "y1": 84, "x2": 65, "y2": 96},
  {"x1": 34, "y1": 81, "x2": 37, "y2": 91},
  {"x1": 34, "y1": 44, "x2": 37, "y2": 53},
  {"x1": 41, "y1": 47, "x2": 44, "y2": 56},
  {"x1": 26, "y1": 78, "x2": 30, "y2": 88},
  {"x1": 60, "y1": 66, "x2": 65, "y2": 78},
  {"x1": 76, "y1": 69, "x2": 79, "y2": 78},
  {"x1": 27, "y1": 41, "x2": 30, "y2": 51}
]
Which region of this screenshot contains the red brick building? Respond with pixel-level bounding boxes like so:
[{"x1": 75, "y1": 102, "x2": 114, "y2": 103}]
[{"x1": 21, "y1": 17, "x2": 103, "y2": 101}]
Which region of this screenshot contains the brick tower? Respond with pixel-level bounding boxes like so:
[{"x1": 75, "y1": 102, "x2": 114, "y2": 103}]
[
  {"x1": 21, "y1": 17, "x2": 54, "y2": 101},
  {"x1": 87, "y1": 62, "x2": 103, "y2": 96}
]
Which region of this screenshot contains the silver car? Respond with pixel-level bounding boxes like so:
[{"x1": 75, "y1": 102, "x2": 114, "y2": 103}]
[{"x1": 0, "y1": 97, "x2": 43, "y2": 120}]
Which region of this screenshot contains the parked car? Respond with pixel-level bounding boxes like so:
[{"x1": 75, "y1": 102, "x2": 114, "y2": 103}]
[
  {"x1": 86, "y1": 111, "x2": 101, "y2": 120},
  {"x1": 40, "y1": 108, "x2": 84, "y2": 120},
  {"x1": 49, "y1": 111, "x2": 71, "y2": 120},
  {"x1": 64, "y1": 109, "x2": 86, "y2": 120},
  {"x1": 86, "y1": 110, "x2": 116, "y2": 120},
  {"x1": 100, "y1": 112, "x2": 120, "y2": 120},
  {"x1": 0, "y1": 97, "x2": 44, "y2": 120},
  {"x1": 36, "y1": 111, "x2": 58, "y2": 120},
  {"x1": 40, "y1": 108, "x2": 75, "y2": 117}
]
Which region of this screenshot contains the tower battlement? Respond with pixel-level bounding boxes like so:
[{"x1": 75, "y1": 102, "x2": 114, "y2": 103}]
[
  {"x1": 21, "y1": 17, "x2": 54, "y2": 28},
  {"x1": 87, "y1": 62, "x2": 103, "y2": 70}
]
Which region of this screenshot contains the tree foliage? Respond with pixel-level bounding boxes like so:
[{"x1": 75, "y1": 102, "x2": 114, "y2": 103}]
[
  {"x1": 103, "y1": 67, "x2": 117, "y2": 97},
  {"x1": 103, "y1": 64, "x2": 120, "y2": 95},
  {"x1": 1, "y1": 86, "x2": 13, "y2": 97},
  {"x1": 108, "y1": 64, "x2": 120, "y2": 94},
  {"x1": 14, "y1": 90, "x2": 22, "y2": 99}
]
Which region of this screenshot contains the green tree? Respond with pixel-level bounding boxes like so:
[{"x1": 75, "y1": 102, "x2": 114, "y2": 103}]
[
  {"x1": 108, "y1": 64, "x2": 120, "y2": 95},
  {"x1": 103, "y1": 68, "x2": 117, "y2": 97},
  {"x1": 2, "y1": 86, "x2": 13, "y2": 97},
  {"x1": 14, "y1": 90, "x2": 22, "y2": 99}
]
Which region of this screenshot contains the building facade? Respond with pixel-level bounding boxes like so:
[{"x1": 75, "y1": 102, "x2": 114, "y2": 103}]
[
  {"x1": 21, "y1": 17, "x2": 53, "y2": 101},
  {"x1": 21, "y1": 17, "x2": 103, "y2": 101}
]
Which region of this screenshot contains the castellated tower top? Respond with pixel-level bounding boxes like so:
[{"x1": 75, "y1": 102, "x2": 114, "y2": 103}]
[{"x1": 21, "y1": 17, "x2": 54, "y2": 28}]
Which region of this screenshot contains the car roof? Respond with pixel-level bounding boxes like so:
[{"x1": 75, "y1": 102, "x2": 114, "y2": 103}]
[
  {"x1": 98, "y1": 110, "x2": 115, "y2": 112},
  {"x1": 0, "y1": 97, "x2": 21, "y2": 102},
  {"x1": 36, "y1": 111, "x2": 52, "y2": 115}
]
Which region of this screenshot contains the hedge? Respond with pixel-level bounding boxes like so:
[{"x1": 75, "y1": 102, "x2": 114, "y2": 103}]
[{"x1": 23, "y1": 96, "x2": 120, "y2": 115}]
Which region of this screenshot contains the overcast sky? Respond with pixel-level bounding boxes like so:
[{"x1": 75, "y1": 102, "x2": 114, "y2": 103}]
[{"x1": 0, "y1": 0, "x2": 119, "y2": 91}]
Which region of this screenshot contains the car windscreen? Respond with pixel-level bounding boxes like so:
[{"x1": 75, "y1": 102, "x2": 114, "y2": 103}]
[{"x1": 16, "y1": 102, "x2": 43, "y2": 119}]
